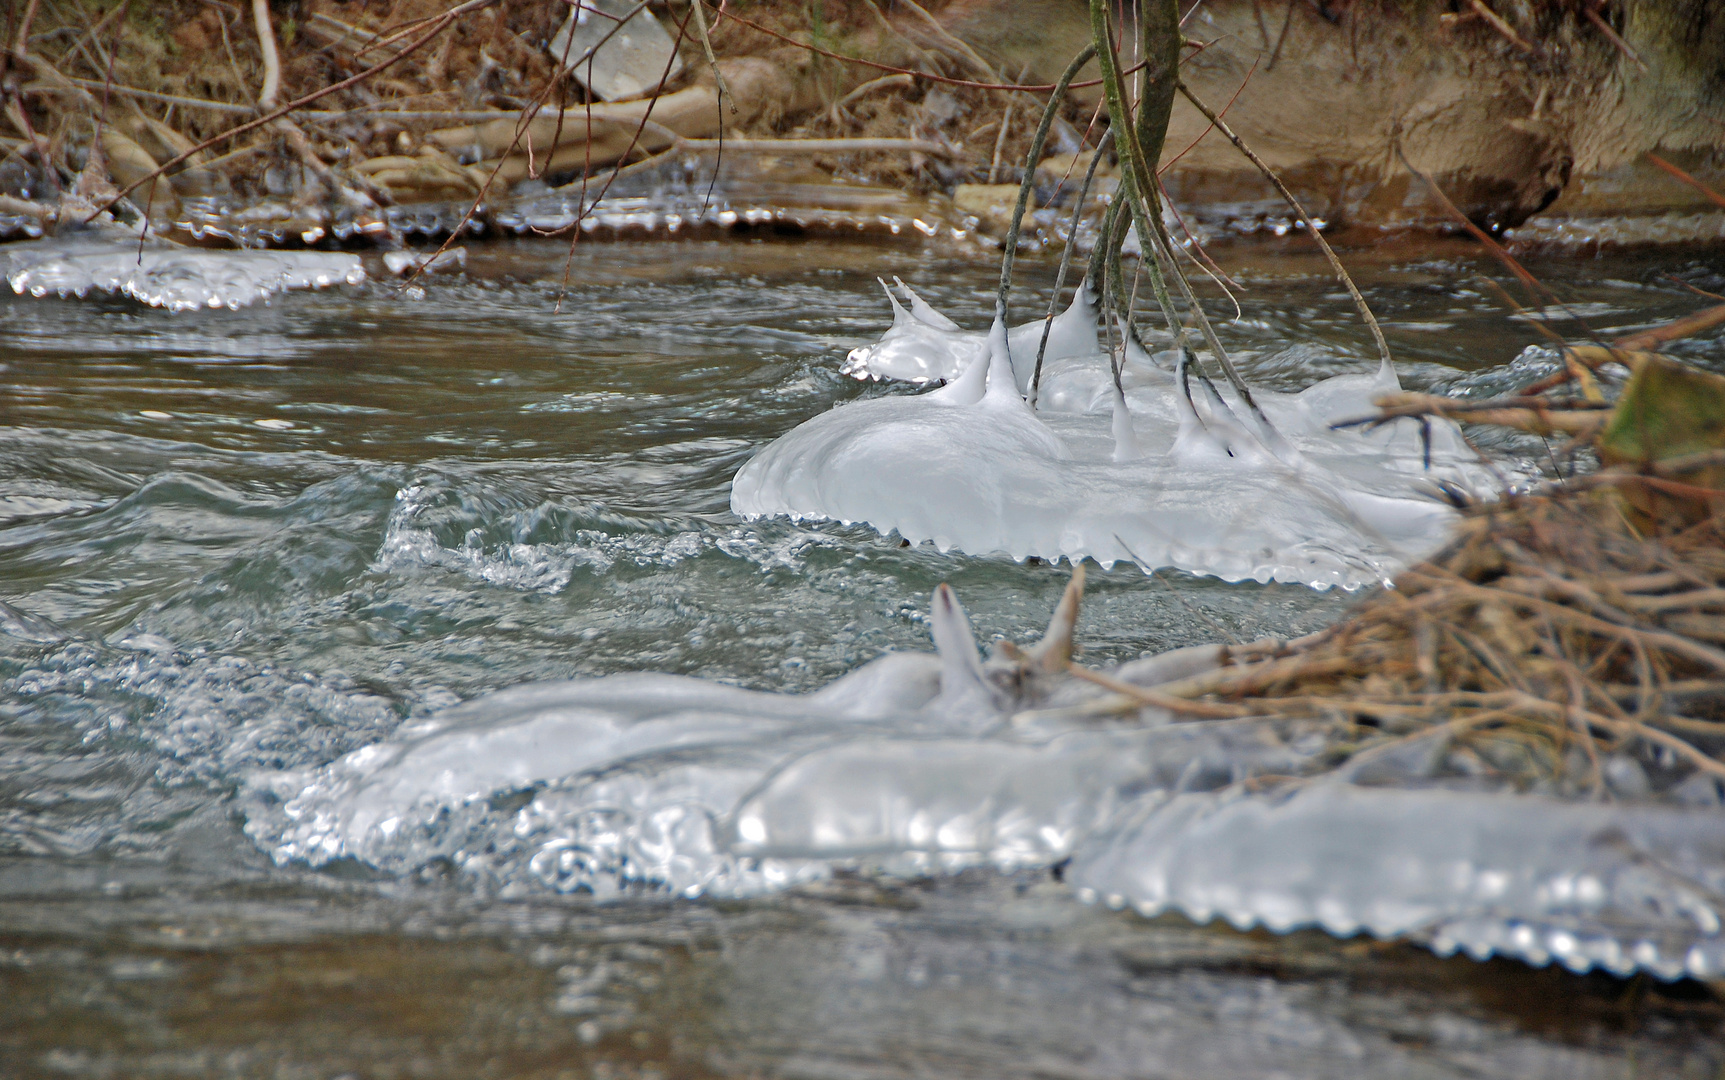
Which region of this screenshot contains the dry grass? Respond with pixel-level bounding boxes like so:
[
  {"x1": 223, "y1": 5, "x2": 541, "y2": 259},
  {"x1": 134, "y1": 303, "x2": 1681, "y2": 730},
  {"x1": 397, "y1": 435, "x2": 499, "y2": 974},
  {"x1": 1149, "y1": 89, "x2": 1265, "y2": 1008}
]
[{"x1": 1094, "y1": 485, "x2": 1725, "y2": 798}]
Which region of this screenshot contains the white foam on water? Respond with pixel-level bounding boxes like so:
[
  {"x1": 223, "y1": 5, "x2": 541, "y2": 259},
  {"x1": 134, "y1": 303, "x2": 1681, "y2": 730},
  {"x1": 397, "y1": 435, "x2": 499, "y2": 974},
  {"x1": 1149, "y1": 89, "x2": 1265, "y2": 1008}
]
[{"x1": 372, "y1": 481, "x2": 708, "y2": 594}]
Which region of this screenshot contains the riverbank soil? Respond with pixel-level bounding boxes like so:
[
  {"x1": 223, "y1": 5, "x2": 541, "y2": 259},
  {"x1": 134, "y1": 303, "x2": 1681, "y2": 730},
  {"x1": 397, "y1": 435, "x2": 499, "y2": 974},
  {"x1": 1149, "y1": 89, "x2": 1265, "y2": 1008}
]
[
  {"x1": 2, "y1": 1, "x2": 1720, "y2": 240},
  {"x1": 950, "y1": 0, "x2": 1725, "y2": 234}
]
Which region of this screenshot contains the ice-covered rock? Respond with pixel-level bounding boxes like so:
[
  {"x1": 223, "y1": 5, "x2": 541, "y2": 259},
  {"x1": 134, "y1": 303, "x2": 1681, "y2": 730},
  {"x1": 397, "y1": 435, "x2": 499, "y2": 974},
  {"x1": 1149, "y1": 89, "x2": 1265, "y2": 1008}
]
[
  {"x1": 242, "y1": 578, "x2": 1725, "y2": 979},
  {"x1": 740, "y1": 288, "x2": 1488, "y2": 589},
  {"x1": 246, "y1": 581, "x2": 1023, "y2": 892},
  {"x1": 2, "y1": 232, "x2": 365, "y2": 311}
]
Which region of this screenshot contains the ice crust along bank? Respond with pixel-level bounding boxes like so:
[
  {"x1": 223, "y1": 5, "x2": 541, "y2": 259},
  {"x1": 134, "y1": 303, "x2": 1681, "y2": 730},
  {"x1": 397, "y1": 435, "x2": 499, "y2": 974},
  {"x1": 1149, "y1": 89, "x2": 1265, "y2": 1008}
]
[
  {"x1": 244, "y1": 578, "x2": 1725, "y2": 982},
  {"x1": 737, "y1": 280, "x2": 1493, "y2": 589},
  {"x1": 1, "y1": 231, "x2": 365, "y2": 311}
]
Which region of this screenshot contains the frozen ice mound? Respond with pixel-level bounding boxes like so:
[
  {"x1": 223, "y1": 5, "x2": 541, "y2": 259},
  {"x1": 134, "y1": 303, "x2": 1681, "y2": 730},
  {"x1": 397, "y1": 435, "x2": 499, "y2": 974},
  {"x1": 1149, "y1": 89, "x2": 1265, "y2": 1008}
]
[
  {"x1": 1070, "y1": 783, "x2": 1725, "y2": 980},
  {"x1": 739, "y1": 285, "x2": 1492, "y2": 589},
  {"x1": 2, "y1": 231, "x2": 365, "y2": 311},
  {"x1": 240, "y1": 581, "x2": 1725, "y2": 979}
]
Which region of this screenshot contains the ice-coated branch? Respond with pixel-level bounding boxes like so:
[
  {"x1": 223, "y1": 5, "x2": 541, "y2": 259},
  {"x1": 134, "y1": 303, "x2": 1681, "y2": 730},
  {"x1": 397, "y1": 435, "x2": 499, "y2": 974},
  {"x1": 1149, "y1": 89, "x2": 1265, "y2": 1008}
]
[
  {"x1": 1031, "y1": 127, "x2": 1113, "y2": 408},
  {"x1": 1089, "y1": 0, "x2": 1277, "y2": 435},
  {"x1": 995, "y1": 43, "x2": 1096, "y2": 326}
]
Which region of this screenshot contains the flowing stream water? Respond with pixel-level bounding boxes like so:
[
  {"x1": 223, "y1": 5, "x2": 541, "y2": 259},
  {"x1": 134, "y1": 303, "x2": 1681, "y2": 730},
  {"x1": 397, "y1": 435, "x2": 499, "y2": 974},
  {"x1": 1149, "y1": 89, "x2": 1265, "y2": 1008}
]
[{"x1": 3, "y1": 229, "x2": 1723, "y2": 1079}]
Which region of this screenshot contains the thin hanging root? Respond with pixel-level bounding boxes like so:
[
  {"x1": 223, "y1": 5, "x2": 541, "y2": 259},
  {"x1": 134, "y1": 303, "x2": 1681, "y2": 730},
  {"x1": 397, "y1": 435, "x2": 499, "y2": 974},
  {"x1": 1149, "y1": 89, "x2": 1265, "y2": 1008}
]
[
  {"x1": 995, "y1": 42, "x2": 1096, "y2": 324},
  {"x1": 1145, "y1": 205, "x2": 1278, "y2": 432},
  {"x1": 1088, "y1": 0, "x2": 1274, "y2": 434},
  {"x1": 987, "y1": 99, "x2": 1015, "y2": 185},
  {"x1": 1391, "y1": 144, "x2": 1554, "y2": 304},
  {"x1": 1178, "y1": 82, "x2": 1393, "y2": 376},
  {"x1": 1087, "y1": 0, "x2": 1182, "y2": 347},
  {"x1": 1032, "y1": 127, "x2": 1113, "y2": 408},
  {"x1": 1159, "y1": 176, "x2": 1243, "y2": 318},
  {"x1": 1117, "y1": 173, "x2": 1186, "y2": 344},
  {"x1": 251, "y1": 0, "x2": 282, "y2": 109},
  {"x1": 1106, "y1": 233, "x2": 1129, "y2": 394},
  {"x1": 1083, "y1": 186, "x2": 1126, "y2": 310},
  {"x1": 1645, "y1": 153, "x2": 1725, "y2": 211},
  {"x1": 689, "y1": 0, "x2": 735, "y2": 116}
]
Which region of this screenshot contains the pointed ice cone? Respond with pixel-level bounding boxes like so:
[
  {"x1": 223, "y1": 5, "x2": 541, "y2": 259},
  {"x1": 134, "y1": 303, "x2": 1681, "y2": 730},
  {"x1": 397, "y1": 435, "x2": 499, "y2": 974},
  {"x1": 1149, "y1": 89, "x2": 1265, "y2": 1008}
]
[
  {"x1": 842, "y1": 279, "x2": 1101, "y2": 388},
  {"x1": 1110, "y1": 378, "x2": 1141, "y2": 462},
  {"x1": 895, "y1": 277, "x2": 961, "y2": 330}
]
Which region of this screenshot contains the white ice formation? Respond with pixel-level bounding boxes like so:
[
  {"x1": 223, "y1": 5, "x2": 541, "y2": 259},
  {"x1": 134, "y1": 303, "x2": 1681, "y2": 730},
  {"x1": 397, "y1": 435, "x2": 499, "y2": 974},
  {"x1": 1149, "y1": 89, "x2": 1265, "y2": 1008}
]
[
  {"x1": 243, "y1": 579, "x2": 1725, "y2": 980},
  {"x1": 1071, "y1": 783, "x2": 1725, "y2": 980},
  {"x1": 739, "y1": 279, "x2": 1495, "y2": 590},
  {"x1": 2, "y1": 232, "x2": 365, "y2": 311},
  {"x1": 838, "y1": 277, "x2": 1099, "y2": 387}
]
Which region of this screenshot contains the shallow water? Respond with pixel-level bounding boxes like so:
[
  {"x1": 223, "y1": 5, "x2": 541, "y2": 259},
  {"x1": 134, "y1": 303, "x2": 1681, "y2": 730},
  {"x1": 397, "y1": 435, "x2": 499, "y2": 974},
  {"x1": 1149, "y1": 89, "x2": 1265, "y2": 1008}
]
[{"x1": 3, "y1": 230, "x2": 1724, "y2": 1077}]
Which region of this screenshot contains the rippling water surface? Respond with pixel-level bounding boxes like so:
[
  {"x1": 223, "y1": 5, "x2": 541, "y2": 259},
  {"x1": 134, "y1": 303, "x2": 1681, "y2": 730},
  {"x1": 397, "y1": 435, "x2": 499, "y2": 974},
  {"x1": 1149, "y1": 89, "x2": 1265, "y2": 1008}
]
[{"x1": 3, "y1": 232, "x2": 1723, "y2": 1078}]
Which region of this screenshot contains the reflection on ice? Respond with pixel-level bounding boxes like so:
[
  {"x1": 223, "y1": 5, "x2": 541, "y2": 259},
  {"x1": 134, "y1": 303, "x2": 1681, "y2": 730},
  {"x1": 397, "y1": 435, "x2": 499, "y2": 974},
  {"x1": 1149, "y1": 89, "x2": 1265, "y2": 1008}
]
[
  {"x1": 739, "y1": 280, "x2": 1494, "y2": 589},
  {"x1": 243, "y1": 579, "x2": 1725, "y2": 980},
  {"x1": 2, "y1": 231, "x2": 364, "y2": 311}
]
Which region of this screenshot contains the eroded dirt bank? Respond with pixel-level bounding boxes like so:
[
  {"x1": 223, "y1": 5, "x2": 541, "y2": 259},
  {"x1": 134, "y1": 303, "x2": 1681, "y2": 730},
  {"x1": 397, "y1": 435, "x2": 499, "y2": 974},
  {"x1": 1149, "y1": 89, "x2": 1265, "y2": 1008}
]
[
  {"x1": 1, "y1": 1, "x2": 1721, "y2": 244},
  {"x1": 949, "y1": 0, "x2": 1725, "y2": 237}
]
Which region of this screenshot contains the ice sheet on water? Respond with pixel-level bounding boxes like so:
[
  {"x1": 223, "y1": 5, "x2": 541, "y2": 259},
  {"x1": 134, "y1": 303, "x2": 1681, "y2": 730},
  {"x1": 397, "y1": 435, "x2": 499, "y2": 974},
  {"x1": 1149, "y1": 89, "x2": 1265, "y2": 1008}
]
[
  {"x1": 240, "y1": 584, "x2": 1725, "y2": 978},
  {"x1": 1070, "y1": 782, "x2": 1725, "y2": 980},
  {"x1": 242, "y1": 658, "x2": 1306, "y2": 895},
  {"x1": 1, "y1": 231, "x2": 364, "y2": 311},
  {"x1": 740, "y1": 287, "x2": 1492, "y2": 588},
  {"x1": 727, "y1": 719, "x2": 1314, "y2": 876}
]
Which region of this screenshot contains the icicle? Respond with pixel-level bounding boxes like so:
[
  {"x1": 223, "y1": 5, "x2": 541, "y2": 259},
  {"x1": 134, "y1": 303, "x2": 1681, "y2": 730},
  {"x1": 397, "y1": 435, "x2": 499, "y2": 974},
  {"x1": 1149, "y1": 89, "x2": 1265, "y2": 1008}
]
[
  {"x1": 1374, "y1": 354, "x2": 1402, "y2": 392},
  {"x1": 1110, "y1": 379, "x2": 1142, "y2": 462},
  {"x1": 931, "y1": 330, "x2": 992, "y2": 405},
  {"x1": 929, "y1": 584, "x2": 1003, "y2": 720},
  {"x1": 1194, "y1": 375, "x2": 1279, "y2": 467},
  {"x1": 1026, "y1": 286, "x2": 1103, "y2": 392},
  {"x1": 982, "y1": 318, "x2": 1023, "y2": 408},
  {"x1": 1169, "y1": 347, "x2": 1230, "y2": 466}
]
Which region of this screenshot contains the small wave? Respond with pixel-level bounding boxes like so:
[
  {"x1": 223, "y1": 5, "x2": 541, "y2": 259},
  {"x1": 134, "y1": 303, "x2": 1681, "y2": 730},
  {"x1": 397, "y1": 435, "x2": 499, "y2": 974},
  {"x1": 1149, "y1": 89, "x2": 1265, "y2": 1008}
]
[{"x1": 372, "y1": 480, "x2": 713, "y2": 595}]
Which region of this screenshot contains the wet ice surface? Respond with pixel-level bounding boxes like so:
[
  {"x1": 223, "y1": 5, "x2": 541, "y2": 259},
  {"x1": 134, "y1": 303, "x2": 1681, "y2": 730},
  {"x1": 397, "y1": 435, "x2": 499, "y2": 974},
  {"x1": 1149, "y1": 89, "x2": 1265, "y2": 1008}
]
[
  {"x1": 2, "y1": 228, "x2": 364, "y2": 311},
  {"x1": 1075, "y1": 783, "x2": 1725, "y2": 980},
  {"x1": 3, "y1": 235, "x2": 1725, "y2": 1076}
]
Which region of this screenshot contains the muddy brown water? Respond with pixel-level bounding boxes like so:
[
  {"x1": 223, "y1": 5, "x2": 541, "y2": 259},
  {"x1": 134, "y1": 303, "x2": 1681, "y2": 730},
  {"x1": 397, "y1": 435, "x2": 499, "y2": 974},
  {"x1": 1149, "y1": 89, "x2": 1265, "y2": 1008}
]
[{"x1": 2, "y1": 231, "x2": 1724, "y2": 1079}]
